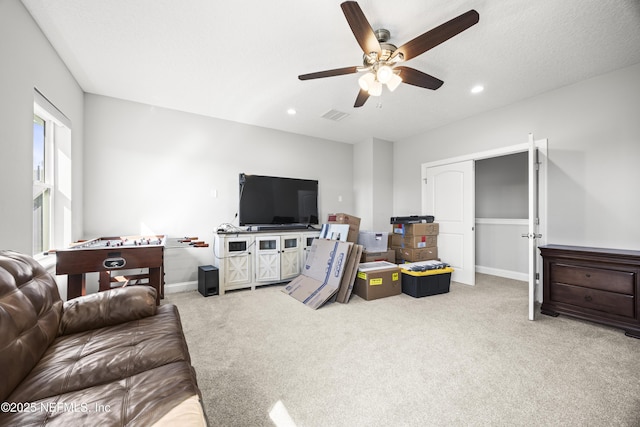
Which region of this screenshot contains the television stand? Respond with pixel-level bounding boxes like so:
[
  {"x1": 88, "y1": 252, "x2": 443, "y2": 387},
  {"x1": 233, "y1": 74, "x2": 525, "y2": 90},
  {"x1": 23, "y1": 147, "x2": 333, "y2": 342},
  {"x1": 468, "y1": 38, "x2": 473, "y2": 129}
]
[{"x1": 214, "y1": 229, "x2": 321, "y2": 294}]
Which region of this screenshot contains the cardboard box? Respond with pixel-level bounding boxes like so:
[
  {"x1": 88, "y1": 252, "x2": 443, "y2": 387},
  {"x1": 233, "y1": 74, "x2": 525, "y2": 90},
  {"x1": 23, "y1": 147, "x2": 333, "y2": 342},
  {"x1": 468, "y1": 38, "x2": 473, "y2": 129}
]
[
  {"x1": 327, "y1": 213, "x2": 361, "y2": 243},
  {"x1": 360, "y1": 249, "x2": 396, "y2": 264},
  {"x1": 391, "y1": 234, "x2": 437, "y2": 249},
  {"x1": 353, "y1": 261, "x2": 401, "y2": 301},
  {"x1": 394, "y1": 247, "x2": 438, "y2": 262},
  {"x1": 392, "y1": 223, "x2": 439, "y2": 236},
  {"x1": 400, "y1": 267, "x2": 453, "y2": 298},
  {"x1": 358, "y1": 231, "x2": 388, "y2": 252},
  {"x1": 282, "y1": 239, "x2": 352, "y2": 309},
  {"x1": 335, "y1": 244, "x2": 363, "y2": 303}
]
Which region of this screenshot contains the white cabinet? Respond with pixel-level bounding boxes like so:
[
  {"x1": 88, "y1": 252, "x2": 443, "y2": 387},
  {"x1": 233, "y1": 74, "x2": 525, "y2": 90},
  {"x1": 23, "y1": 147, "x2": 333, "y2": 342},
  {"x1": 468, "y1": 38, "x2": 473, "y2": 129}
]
[{"x1": 215, "y1": 230, "x2": 320, "y2": 294}]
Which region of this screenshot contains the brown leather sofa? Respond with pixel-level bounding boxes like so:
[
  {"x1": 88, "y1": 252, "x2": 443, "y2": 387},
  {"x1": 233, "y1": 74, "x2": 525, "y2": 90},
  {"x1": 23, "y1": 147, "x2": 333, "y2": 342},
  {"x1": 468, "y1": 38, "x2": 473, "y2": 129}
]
[{"x1": 0, "y1": 250, "x2": 207, "y2": 426}]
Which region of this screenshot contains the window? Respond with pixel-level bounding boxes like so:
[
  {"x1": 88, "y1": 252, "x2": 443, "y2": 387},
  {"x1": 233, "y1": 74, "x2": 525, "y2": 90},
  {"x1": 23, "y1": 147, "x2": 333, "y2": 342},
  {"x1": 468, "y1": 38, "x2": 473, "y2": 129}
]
[
  {"x1": 33, "y1": 113, "x2": 51, "y2": 253},
  {"x1": 32, "y1": 89, "x2": 72, "y2": 256}
]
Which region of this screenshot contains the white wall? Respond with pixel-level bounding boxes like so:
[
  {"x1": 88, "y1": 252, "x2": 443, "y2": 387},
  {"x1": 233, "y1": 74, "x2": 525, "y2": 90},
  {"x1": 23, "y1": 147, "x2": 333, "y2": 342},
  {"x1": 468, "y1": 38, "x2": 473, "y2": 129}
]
[
  {"x1": 371, "y1": 138, "x2": 394, "y2": 232},
  {"x1": 394, "y1": 62, "x2": 640, "y2": 251},
  {"x1": 353, "y1": 140, "x2": 372, "y2": 229},
  {"x1": 353, "y1": 138, "x2": 393, "y2": 232},
  {"x1": 0, "y1": 0, "x2": 84, "y2": 254},
  {"x1": 83, "y1": 94, "x2": 354, "y2": 284}
]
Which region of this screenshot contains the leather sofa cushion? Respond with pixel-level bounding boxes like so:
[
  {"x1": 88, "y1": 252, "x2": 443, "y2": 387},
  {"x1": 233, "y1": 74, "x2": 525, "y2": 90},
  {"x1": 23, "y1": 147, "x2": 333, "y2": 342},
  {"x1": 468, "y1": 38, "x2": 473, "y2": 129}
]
[
  {"x1": 0, "y1": 250, "x2": 63, "y2": 401},
  {"x1": 9, "y1": 304, "x2": 192, "y2": 403},
  {"x1": 0, "y1": 361, "x2": 202, "y2": 427},
  {"x1": 59, "y1": 285, "x2": 157, "y2": 335},
  {"x1": 151, "y1": 395, "x2": 207, "y2": 427}
]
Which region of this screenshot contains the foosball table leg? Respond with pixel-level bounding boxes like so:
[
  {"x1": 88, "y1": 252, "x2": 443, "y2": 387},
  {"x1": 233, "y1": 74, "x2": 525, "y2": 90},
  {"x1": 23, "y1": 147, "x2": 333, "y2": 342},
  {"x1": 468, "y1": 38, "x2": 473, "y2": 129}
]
[{"x1": 67, "y1": 274, "x2": 86, "y2": 299}]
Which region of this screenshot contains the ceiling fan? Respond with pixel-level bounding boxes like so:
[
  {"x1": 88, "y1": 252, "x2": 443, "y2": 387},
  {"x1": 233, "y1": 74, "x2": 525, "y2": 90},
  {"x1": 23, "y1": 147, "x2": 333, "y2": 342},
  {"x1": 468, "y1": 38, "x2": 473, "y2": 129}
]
[{"x1": 298, "y1": 1, "x2": 479, "y2": 107}]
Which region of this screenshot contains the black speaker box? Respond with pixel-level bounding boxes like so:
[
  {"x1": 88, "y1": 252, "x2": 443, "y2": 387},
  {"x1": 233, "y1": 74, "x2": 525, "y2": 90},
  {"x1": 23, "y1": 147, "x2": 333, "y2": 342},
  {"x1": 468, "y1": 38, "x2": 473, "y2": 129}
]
[{"x1": 198, "y1": 265, "x2": 219, "y2": 297}]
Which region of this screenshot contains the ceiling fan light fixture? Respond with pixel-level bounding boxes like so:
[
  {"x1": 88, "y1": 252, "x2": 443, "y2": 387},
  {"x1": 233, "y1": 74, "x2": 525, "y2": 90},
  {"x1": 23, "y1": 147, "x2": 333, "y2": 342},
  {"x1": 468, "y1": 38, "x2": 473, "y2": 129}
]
[
  {"x1": 368, "y1": 80, "x2": 383, "y2": 96},
  {"x1": 386, "y1": 73, "x2": 402, "y2": 92},
  {"x1": 376, "y1": 65, "x2": 393, "y2": 84},
  {"x1": 358, "y1": 72, "x2": 376, "y2": 91}
]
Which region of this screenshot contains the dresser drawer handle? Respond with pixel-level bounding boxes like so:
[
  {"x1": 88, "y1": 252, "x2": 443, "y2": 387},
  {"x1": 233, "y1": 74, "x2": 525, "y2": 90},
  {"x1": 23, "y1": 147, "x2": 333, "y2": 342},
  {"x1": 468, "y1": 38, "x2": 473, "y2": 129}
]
[
  {"x1": 585, "y1": 295, "x2": 593, "y2": 302},
  {"x1": 585, "y1": 273, "x2": 591, "y2": 278}
]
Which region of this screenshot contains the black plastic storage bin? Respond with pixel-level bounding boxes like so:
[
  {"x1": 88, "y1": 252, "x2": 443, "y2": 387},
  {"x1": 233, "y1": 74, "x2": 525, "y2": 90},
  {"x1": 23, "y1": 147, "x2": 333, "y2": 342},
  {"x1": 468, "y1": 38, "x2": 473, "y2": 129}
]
[{"x1": 401, "y1": 271, "x2": 451, "y2": 298}]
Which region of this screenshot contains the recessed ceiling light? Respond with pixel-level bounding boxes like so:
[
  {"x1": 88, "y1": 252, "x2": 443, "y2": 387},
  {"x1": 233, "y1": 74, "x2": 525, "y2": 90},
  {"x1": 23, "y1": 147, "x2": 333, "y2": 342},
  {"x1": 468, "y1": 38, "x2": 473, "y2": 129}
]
[
  {"x1": 287, "y1": 108, "x2": 297, "y2": 115},
  {"x1": 471, "y1": 85, "x2": 484, "y2": 94}
]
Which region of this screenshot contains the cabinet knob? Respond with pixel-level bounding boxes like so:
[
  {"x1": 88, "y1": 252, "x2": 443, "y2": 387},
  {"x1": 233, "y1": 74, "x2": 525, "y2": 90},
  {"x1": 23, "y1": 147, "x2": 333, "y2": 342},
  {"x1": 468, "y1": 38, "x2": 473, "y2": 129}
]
[
  {"x1": 585, "y1": 295, "x2": 593, "y2": 302},
  {"x1": 585, "y1": 273, "x2": 591, "y2": 278}
]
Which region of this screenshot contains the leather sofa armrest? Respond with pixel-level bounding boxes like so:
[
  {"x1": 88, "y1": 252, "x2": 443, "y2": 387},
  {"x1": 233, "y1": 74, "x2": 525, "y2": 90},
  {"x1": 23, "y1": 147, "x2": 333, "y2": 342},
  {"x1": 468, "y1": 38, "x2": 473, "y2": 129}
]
[{"x1": 59, "y1": 286, "x2": 157, "y2": 336}]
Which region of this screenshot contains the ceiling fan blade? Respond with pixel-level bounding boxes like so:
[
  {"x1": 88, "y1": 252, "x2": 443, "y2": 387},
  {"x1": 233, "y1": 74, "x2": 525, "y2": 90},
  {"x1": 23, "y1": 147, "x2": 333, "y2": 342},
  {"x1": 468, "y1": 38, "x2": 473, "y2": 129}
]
[
  {"x1": 393, "y1": 10, "x2": 479, "y2": 61},
  {"x1": 354, "y1": 88, "x2": 369, "y2": 107},
  {"x1": 396, "y1": 66, "x2": 444, "y2": 90},
  {"x1": 341, "y1": 1, "x2": 381, "y2": 56},
  {"x1": 298, "y1": 66, "x2": 359, "y2": 80}
]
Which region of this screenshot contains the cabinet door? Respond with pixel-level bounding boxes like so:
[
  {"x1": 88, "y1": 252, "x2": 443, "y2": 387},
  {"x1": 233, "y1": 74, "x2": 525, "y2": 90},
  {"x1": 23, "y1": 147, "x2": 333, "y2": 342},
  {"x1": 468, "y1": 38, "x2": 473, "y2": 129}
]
[
  {"x1": 301, "y1": 232, "x2": 319, "y2": 266},
  {"x1": 255, "y1": 236, "x2": 280, "y2": 282},
  {"x1": 223, "y1": 236, "x2": 253, "y2": 289},
  {"x1": 281, "y1": 235, "x2": 301, "y2": 280}
]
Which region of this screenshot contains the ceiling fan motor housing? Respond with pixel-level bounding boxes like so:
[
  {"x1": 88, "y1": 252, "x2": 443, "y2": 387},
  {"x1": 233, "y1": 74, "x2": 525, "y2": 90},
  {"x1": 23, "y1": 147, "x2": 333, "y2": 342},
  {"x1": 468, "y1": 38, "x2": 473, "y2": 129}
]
[{"x1": 363, "y1": 29, "x2": 398, "y2": 65}]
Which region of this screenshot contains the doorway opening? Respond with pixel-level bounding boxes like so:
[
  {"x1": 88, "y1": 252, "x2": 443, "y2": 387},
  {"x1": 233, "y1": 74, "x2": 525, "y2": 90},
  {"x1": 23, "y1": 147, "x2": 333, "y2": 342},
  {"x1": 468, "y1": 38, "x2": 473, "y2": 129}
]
[{"x1": 475, "y1": 152, "x2": 528, "y2": 282}]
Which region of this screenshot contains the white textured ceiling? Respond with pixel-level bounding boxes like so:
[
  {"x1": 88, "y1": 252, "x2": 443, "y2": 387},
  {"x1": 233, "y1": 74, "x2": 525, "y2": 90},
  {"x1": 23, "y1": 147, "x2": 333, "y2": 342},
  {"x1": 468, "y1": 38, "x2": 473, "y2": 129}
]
[{"x1": 21, "y1": 0, "x2": 640, "y2": 144}]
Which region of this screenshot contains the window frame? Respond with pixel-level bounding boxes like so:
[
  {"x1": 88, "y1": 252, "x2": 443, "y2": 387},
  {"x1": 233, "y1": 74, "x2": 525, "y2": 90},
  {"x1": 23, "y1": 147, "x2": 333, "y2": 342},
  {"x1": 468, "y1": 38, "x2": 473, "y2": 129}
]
[{"x1": 32, "y1": 90, "x2": 72, "y2": 257}]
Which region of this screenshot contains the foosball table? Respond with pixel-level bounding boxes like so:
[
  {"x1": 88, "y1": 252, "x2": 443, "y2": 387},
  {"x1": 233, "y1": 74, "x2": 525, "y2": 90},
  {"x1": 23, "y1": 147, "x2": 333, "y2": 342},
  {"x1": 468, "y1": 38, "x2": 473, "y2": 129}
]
[{"x1": 56, "y1": 235, "x2": 167, "y2": 305}]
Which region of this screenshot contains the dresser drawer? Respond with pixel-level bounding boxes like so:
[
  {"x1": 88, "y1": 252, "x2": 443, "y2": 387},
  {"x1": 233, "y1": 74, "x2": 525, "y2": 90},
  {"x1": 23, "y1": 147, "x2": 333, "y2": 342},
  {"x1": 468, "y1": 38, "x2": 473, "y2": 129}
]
[
  {"x1": 550, "y1": 263, "x2": 634, "y2": 295},
  {"x1": 551, "y1": 282, "x2": 635, "y2": 318}
]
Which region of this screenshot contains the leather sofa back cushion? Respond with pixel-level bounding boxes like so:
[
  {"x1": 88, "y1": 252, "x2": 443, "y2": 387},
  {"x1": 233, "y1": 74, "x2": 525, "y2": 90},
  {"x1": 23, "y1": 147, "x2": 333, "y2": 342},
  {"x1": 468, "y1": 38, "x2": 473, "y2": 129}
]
[
  {"x1": 59, "y1": 285, "x2": 157, "y2": 335},
  {"x1": 0, "y1": 250, "x2": 63, "y2": 401}
]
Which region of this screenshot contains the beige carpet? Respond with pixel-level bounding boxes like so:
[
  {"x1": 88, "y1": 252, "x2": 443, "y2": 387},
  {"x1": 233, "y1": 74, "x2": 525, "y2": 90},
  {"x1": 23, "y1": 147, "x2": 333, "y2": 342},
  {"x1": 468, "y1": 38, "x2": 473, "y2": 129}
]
[{"x1": 165, "y1": 274, "x2": 640, "y2": 427}]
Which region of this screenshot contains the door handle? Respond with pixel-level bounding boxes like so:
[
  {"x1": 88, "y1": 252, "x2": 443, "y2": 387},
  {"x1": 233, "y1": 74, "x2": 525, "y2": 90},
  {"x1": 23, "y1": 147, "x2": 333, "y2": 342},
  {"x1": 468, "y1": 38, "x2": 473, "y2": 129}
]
[{"x1": 521, "y1": 233, "x2": 543, "y2": 239}]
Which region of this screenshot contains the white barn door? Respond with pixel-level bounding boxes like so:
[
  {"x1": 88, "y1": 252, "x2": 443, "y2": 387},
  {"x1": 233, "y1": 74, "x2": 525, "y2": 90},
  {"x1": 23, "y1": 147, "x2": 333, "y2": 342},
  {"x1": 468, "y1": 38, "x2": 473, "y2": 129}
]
[
  {"x1": 526, "y1": 134, "x2": 539, "y2": 320},
  {"x1": 524, "y1": 134, "x2": 548, "y2": 320},
  {"x1": 423, "y1": 160, "x2": 475, "y2": 285}
]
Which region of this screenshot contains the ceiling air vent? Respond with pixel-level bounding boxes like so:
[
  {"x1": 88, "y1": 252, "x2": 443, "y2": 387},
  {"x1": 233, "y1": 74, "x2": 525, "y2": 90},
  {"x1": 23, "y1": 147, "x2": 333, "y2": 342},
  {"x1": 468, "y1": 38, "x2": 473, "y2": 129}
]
[{"x1": 321, "y1": 109, "x2": 349, "y2": 121}]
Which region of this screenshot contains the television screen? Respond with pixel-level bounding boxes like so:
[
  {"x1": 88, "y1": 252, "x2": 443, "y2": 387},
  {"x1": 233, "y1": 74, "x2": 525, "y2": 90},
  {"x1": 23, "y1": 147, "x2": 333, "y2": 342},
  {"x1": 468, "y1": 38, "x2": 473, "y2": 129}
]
[{"x1": 239, "y1": 174, "x2": 319, "y2": 226}]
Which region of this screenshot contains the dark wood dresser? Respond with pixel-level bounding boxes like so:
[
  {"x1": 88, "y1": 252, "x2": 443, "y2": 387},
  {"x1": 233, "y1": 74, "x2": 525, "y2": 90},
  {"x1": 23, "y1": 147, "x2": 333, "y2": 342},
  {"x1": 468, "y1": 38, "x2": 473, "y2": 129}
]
[{"x1": 539, "y1": 245, "x2": 640, "y2": 338}]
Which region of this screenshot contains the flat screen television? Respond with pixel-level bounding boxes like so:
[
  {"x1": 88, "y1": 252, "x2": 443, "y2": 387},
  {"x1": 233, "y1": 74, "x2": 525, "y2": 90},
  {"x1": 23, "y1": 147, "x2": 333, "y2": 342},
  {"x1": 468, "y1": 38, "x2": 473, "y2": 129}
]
[{"x1": 239, "y1": 173, "x2": 319, "y2": 227}]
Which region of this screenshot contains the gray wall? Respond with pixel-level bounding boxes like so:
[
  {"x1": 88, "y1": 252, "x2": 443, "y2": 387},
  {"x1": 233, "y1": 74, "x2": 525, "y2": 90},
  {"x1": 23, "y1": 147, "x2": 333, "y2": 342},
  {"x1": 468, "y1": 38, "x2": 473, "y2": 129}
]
[
  {"x1": 475, "y1": 152, "x2": 527, "y2": 219},
  {"x1": 0, "y1": 0, "x2": 84, "y2": 254},
  {"x1": 83, "y1": 94, "x2": 355, "y2": 284},
  {"x1": 394, "y1": 62, "x2": 640, "y2": 251}
]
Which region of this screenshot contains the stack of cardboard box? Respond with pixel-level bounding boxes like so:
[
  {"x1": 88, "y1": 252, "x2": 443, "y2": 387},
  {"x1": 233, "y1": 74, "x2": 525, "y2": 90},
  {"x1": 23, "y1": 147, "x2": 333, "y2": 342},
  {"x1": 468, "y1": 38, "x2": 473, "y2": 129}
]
[
  {"x1": 391, "y1": 222, "x2": 439, "y2": 263},
  {"x1": 284, "y1": 213, "x2": 367, "y2": 309},
  {"x1": 282, "y1": 238, "x2": 363, "y2": 309}
]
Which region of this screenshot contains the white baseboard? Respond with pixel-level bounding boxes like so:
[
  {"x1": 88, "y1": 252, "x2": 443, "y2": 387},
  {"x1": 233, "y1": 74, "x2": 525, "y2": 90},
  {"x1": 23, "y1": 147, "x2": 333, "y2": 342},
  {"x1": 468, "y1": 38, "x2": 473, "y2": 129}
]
[
  {"x1": 165, "y1": 280, "x2": 198, "y2": 294},
  {"x1": 476, "y1": 266, "x2": 528, "y2": 282}
]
